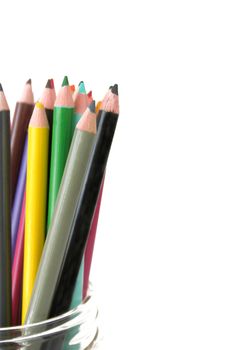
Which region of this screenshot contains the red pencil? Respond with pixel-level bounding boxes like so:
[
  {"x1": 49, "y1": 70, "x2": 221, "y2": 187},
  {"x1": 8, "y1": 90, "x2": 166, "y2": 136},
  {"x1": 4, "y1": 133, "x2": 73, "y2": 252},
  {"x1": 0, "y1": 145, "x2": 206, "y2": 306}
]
[
  {"x1": 12, "y1": 192, "x2": 26, "y2": 325},
  {"x1": 87, "y1": 90, "x2": 93, "y2": 105}
]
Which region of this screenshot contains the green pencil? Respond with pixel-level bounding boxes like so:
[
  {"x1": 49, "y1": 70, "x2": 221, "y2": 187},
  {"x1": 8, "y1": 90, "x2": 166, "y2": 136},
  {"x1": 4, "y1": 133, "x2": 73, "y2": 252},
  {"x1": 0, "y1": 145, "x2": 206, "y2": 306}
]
[{"x1": 47, "y1": 76, "x2": 74, "y2": 230}]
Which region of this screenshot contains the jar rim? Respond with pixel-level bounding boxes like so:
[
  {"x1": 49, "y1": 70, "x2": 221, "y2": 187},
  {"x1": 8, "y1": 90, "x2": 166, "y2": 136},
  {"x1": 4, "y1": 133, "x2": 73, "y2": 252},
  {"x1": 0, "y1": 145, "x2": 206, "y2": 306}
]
[{"x1": 0, "y1": 293, "x2": 95, "y2": 332}]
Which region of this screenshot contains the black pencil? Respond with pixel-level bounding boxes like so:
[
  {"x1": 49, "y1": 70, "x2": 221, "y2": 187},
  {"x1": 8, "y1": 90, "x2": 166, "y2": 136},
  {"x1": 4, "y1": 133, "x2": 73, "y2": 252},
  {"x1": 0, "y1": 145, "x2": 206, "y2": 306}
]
[
  {"x1": 0, "y1": 84, "x2": 12, "y2": 326},
  {"x1": 49, "y1": 85, "x2": 119, "y2": 317}
]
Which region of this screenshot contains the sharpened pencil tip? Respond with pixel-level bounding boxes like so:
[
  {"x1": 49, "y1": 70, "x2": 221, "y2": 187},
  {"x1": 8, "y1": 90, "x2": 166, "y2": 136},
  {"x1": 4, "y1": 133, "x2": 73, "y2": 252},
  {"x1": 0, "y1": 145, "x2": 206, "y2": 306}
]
[
  {"x1": 26, "y1": 79, "x2": 32, "y2": 85},
  {"x1": 111, "y1": 84, "x2": 118, "y2": 95},
  {"x1": 0, "y1": 83, "x2": 3, "y2": 92},
  {"x1": 50, "y1": 79, "x2": 55, "y2": 89},
  {"x1": 62, "y1": 76, "x2": 69, "y2": 87},
  {"x1": 45, "y1": 79, "x2": 52, "y2": 88},
  {"x1": 109, "y1": 86, "x2": 113, "y2": 89},
  {"x1": 78, "y1": 81, "x2": 86, "y2": 94},
  {"x1": 89, "y1": 100, "x2": 96, "y2": 113}
]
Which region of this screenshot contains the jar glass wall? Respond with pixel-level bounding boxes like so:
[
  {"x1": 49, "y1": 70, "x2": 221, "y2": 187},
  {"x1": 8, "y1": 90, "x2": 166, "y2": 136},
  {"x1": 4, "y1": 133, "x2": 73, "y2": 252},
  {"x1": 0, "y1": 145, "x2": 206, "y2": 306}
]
[{"x1": 0, "y1": 291, "x2": 100, "y2": 349}]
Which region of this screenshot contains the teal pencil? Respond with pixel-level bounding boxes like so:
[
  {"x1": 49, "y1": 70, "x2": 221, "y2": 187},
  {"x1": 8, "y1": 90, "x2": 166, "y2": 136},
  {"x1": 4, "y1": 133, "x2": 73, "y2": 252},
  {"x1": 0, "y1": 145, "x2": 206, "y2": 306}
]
[
  {"x1": 69, "y1": 81, "x2": 89, "y2": 308},
  {"x1": 72, "y1": 81, "x2": 88, "y2": 133}
]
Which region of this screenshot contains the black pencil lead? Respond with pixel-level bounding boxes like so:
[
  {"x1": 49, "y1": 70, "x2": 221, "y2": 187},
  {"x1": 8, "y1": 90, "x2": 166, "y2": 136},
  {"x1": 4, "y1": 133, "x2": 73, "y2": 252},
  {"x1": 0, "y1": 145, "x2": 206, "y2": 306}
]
[{"x1": 111, "y1": 84, "x2": 118, "y2": 95}]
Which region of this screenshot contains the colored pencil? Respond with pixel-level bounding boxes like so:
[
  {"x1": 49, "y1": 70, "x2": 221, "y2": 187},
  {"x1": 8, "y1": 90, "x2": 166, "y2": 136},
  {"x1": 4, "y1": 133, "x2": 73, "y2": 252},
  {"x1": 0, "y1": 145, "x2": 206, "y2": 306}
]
[
  {"x1": 11, "y1": 137, "x2": 27, "y2": 257},
  {"x1": 11, "y1": 80, "x2": 34, "y2": 202},
  {"x1": 40, "y1": 79, "x2": 56, "y2": 211},
  {"x1": 96, "y1": 101, "x2": 102, "y2": 114},
  {"x1": 0, "y1": 84, "x2": 12, "y2": 326},
  {"x1": 87, "y1": 90, "x2": 93, "y2": 105},
  {"x1": 69, "y1": 85, "x2": 95, "y2": 311},
  {"x1": 25, "y1": 103, "x2": 97, "y2": 324},
  {"x1": 70, "y1": 84, "x2": 75, "y2": 96},
  {"x1": 22, "y1": 102, "x2": 49, "y2": 323},
  {"x1": 72, "y1": 81, "x2": 88, "y2": 133},
  {"x1": 83, "y1": 98, "x2": 104, "y2": 298},
  {"x1": 12, "y1": 192, "x2": 26, "y2": 325},
  {"x1": 82, "y1": 95, "x2": 109, "y2": 297},
  {"x1": 46, "y1": 76, "x2": 74, "y2": 230},
  {"x1": 50, "y1": 79, "x2": 56, "y2": 101},
  {"x1": 40, "y1": 79, "x2": 56, "y2": 130},
  {"x1": 49, "y1": 85, "x2": 119, "y2": 317},
  {"x1": 97, "y1": 87, "x2": 112, "y2": 127}
]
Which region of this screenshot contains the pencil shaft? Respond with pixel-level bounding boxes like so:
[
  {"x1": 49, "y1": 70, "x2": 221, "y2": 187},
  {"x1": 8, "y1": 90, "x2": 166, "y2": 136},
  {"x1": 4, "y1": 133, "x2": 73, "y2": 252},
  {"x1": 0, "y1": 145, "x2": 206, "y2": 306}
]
[
  {"x1": 12, "y1": 192, "x2": 26, "y2": 325},
  {"x1": 47, "y1": 106, "x2": 73, "y2": 229},
  {"x1": 11, "y1": 137, "x2": 27, "y2": 256},
  {"x1": 22, "y1": 125, "x2": 49, "y2": 323},
  {"x1": 0, "y1": 110, "x2": 12, "y2": 326},
  {"x1": 11, "y1": 102, "x2": 34, "y2": 201},
  {"x1": 83, "y1": 176, "x2": 105, "y2": 298},
  {"x1": 45, "y1": 108, "x2": 53, "y2": 130}
]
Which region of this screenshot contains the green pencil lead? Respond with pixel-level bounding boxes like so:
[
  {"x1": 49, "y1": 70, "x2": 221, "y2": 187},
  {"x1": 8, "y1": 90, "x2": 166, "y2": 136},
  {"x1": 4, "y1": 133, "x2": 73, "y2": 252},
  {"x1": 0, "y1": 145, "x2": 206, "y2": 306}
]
[{"x1": 62, "y1": 76, "x2": 69, "y2": 87}]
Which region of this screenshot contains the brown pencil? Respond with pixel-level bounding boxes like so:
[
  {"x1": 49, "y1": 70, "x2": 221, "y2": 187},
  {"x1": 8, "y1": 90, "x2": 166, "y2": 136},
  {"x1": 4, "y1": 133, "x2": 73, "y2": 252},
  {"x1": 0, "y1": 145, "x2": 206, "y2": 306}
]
[{"x1": 11, "y1": 80, "x2": 34, "y2": 202}]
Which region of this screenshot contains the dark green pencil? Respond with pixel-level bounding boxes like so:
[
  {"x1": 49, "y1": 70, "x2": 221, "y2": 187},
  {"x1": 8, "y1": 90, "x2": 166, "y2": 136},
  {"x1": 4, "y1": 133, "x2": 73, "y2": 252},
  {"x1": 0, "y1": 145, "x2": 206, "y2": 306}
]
[{"x1": 0, "y1": 84, "x2": 11, "y2": 326}]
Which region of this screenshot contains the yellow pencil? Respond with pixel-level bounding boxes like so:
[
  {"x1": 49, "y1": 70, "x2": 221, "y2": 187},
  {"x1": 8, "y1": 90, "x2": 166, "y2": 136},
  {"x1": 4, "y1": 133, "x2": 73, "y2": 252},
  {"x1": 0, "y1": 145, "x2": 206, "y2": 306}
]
[
  {"x1": 96, "y1": 101, "x2": 102, "y2": 114},
  {"x1": 22, "y1": 102, "x2": 49, "y2": 323}
]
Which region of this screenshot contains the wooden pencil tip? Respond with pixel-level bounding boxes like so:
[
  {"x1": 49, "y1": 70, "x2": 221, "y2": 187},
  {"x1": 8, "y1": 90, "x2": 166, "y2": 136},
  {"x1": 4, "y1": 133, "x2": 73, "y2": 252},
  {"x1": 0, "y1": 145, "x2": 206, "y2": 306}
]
[
  {"x1": 36, "y1": 101, "x2": 44, "y2": 110},
  {"x1": 78, "y1": 81, "x2": 86, "y2": 94},
  {"x1": 45, "y1": 79, "x2": 52, "y2": 88},
  {"x1": 77, "y1": 105, "x2": 96, "y2": 134},
  {"x1": 89, "y1": 100, "x2": 96, "y2": 113},
  {"x1": 111, "y1": 84, "x2": 118, "y2": 96},
  {"x1": 30, "y1": 102, "x2": 49, "y2": 127},
  {"x1": 26, "y1": 79, "x2": 32, "y2": 85},
  {"x1": 87, "y1": 90, "x2": 92, "y2": 98},
  {"x1": 62, "y1": 76, "x2": 69, "y2": 87},
  {"x1": 0, "y1": 85, "x2": 9, "y2": 111},
  {"x1": 50, "y1": 79, "x2": 55, "y2": 89}
]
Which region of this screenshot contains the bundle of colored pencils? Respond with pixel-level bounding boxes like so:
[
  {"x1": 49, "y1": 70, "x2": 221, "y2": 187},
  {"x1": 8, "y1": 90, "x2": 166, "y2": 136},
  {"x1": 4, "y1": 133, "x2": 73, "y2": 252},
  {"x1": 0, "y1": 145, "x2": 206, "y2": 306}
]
[{"x1": 0, "y1": 77, "x2": 119, "y2": 327}]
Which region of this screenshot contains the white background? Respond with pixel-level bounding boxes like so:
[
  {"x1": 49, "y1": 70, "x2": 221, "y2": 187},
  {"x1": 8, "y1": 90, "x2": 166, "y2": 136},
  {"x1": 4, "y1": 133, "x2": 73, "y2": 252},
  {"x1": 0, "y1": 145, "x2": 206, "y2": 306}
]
[{"x1": 1, "y1": 0, "x2": 233, "y2": 349}]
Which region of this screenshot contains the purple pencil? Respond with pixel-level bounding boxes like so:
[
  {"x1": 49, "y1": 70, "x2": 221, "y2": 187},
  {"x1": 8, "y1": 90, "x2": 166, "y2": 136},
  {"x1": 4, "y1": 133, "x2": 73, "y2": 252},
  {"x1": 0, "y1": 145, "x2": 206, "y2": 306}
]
[{"x1": 11, "y1": 136, "x2": 28, "y2": 256}]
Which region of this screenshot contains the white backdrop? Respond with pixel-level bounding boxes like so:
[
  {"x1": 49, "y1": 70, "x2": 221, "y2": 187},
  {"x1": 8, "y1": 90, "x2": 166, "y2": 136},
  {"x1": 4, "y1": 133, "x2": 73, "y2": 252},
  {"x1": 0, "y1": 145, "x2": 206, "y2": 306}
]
[{"x1": 1, "y1": 0, "x2": 233, "y2": 349}]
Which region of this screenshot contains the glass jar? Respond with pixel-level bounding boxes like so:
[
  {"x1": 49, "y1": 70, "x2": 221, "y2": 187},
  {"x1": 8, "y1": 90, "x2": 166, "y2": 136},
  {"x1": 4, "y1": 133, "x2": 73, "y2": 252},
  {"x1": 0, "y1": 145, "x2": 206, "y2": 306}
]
[{"x1": 0, "y1": 290, "x2": 101, "y2": 349}]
